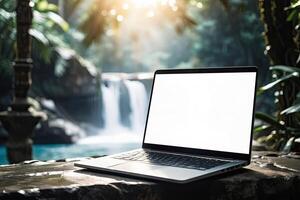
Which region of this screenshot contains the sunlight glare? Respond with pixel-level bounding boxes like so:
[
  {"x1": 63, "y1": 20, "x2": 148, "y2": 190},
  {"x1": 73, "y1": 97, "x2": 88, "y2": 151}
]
[
  {"x1": 130, "y1": 0, "x2": 177, "y2": 8},
  {"x1": 196, "y1": 2, "x2": 203, "y2": 9},
  {"x1": 29, "y1": 1, "x2": 35, "y2": 7},
  {"x1": 132, "y1": 0, "x2": 156, "y2": 7},
  {"x1": 147, "y1": 10, "x2": 155, "y2": 18},
  {"x1": 122, "y1": 3, "x2": 129, "y2": 10},
  {"x1": 160, "y1": 0, "x2": 169, "y2": 6},
  {"x1": 110, "y1": 9, "x2": 116, "y2": 16},
  {"x1": 172, "y1": 6, "x2": 178, "y2": 11},
  {"x1": 106, "y1": 0, "x2": 180, "y2": 25},
  {"x1": 168, "y1": 0, "x2": 177, "y2": 7},
  {"x1": 117, "y1": 15, "x2": 124, "y2": 22}
]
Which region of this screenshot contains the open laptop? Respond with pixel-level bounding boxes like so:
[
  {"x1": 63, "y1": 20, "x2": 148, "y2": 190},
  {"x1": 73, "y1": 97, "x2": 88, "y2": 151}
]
[{"x1": 75, "y1": 67, "x2": 257, "y2": 183}]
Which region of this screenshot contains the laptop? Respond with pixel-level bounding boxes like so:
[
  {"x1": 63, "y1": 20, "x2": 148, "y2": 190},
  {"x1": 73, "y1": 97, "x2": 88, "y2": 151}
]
[{"x1": 75, "y1": 67, "x2": 257, "y2": 183}]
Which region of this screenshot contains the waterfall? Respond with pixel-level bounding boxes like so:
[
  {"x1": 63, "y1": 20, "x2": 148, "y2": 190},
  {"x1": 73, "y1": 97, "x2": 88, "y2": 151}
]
[
  {"x1": 124, "y1": 80, "x2": 148, "y2": 132},
  {"x1": 101, "y1": 81, "x2": 121, "y2": 129},
  {"x1": 79, "y1": 78, "x2": 149, "y2": 144}
]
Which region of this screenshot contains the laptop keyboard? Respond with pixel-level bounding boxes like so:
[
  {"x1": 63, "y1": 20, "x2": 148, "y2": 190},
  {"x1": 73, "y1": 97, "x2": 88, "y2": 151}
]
[{"x1": 112, "y1": 150, "x2": 229, "y2": 170}]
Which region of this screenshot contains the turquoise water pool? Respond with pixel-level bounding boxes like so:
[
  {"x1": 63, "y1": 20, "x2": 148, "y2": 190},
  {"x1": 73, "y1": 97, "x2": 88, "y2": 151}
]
[{"x1": 0, "y1": 143, "x2": 140, "y2": 165}]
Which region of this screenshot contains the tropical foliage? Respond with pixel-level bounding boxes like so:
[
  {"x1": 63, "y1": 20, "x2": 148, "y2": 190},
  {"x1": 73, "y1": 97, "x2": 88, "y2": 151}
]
[
  {"x1": 0, "y1": 0, "x2": 202, "y2": 95},
  {"x1": 194, "y1": 1, "x2": 267, "y2": 67},
  {"x1": 64, "y1": 0, "x2": 197, "y2": 46},
  {"x1": 0, "y1": 0, "x2": 16, "y2": 95},
  {"x1": 61, "y1": 0, "x2": 268, "y2": 74},
  {"x1": 0, "y1": 0, "x2": 71, "y2": 96},
  {"x1": 255, "y1": 0, "x2": 300, "y2": 151}
]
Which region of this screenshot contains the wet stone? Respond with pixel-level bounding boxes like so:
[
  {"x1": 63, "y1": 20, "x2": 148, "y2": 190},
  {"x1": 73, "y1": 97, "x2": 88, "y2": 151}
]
[{"x1": 0, "y1": 151, "x2": 299, "y2": 200}]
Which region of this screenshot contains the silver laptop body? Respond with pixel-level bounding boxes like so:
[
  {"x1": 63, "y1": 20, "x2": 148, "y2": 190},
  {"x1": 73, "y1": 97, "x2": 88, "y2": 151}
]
[{"x1": 75, "y1": 67, "x2": 257, "y2": 183}]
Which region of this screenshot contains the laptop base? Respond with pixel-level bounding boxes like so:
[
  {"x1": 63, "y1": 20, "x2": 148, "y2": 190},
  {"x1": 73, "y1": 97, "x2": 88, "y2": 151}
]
[{"x1": 75, "y1": 148, "x2": 247, "y2": 183}]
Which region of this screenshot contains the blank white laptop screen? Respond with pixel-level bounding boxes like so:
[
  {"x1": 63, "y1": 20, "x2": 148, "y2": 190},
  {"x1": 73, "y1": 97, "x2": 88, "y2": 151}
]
[{"x1": 144, "y1": 72, "x2": 256, "y2": 154}]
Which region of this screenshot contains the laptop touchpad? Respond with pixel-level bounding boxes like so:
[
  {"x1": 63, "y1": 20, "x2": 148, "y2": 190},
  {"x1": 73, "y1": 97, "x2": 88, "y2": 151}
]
[
  {"x1": 111, "y1": 162, "x2": 162, "y2": 173},
  {"x1": 110, "y1": 162, "x2": 202, "y2": 181}
]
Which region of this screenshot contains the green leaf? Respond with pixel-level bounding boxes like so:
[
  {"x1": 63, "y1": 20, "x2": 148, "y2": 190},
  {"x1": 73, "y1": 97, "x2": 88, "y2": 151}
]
[
  {"x1": 282, "y1": 137, "x2": 295, "y2": 153},
  {"x1": 33, "y1": 10, "x2": 46, "y2": 24},
  {"x1": 253, "y1": 124, "x2": 274, "y2": 139},
  {"x1": 46, "y1": 33, "x2": 68, "y2": 47},
  {"x1": 254, "y1": 124, "x2": 271, "y2": 133},
  {"x1": 281, "y1": 103, "x2": 300, "y2": 115},
  {"x1": 285, "y1": 1, "x2": 300, "y2": 10},
  {"x1": 287, "y1": 9, "x2": 297, "y2": 21},
  {"x1": 257, "y1": 72, "x2": 299, "y2": 95},
  {"x1": 47, "y1": 4, "x2": 58, "y2": 12},
  {"x1": 47, "y1": 12, "x2": 69, "y2": 31},
  {"x1": 36, "y1": 0, "x2": 58, "y2": 12},
  {"x1": 33, "y1": 11, "x2": 69, "y2": 31},
  {"x1": 36, "y1": 0, "x2": 48, "y2": 11},
  {"x1": 270, "y1": 65, "x2": 300, "y2": 73},
  {"x1": 55, "y1": 57, "x2": 67, "y2": 77},
  {"x1": 0, "y1": 8, "x2": 13, "y2": 20},
  {"x1": 29, "y1": 28, "x2": 49, "y2": 46},
  {"x1": 255, "y1": 112, "x2": 286, "y2": 130}
]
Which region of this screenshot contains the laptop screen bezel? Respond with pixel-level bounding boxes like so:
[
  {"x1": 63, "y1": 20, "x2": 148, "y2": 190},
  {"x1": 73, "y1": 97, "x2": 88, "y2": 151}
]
[{"x1": 142, "y1": 67, "x2": 257, "y2": 163}]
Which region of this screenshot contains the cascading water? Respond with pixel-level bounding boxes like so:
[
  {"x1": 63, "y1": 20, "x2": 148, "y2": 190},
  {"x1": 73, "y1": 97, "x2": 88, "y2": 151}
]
[
  {"x1": 101, "y1": 81, "x2": 121, "y2": 129},
  {"x1": 79, "y1": 79, "x2": 149, "y2": 144},
  {"x1": 124, "y1": 80, "x2": 148, "y2": 132}
]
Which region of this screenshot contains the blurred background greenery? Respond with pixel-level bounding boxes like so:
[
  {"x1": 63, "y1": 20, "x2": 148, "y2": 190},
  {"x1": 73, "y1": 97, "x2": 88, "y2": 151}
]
[
  {"x1": 1, "y1": 0, "x2": 300, "y2": 163},
  {"x1": 0, "y1": 0, "x2": 269, "y2": 93}
]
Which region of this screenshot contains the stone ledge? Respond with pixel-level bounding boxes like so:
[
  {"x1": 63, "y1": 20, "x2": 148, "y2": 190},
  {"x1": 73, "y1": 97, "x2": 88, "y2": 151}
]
[{"x1": 0, "y1": 152, "x2": 299, "y2": 200}]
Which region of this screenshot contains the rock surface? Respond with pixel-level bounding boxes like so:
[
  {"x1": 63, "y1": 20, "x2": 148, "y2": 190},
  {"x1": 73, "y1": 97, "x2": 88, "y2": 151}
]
[
  {"x1": 34, "y1": 118, "x2": 85, "y2": 144},
  {"x1": 0, "y1": 152, "x2": 299, "y2": 200}
]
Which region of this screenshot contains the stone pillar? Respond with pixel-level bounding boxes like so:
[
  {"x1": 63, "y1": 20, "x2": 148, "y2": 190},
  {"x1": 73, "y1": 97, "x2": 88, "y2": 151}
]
[{"x1": 0, "y1": 0, "x2": 46, "y2": 164}]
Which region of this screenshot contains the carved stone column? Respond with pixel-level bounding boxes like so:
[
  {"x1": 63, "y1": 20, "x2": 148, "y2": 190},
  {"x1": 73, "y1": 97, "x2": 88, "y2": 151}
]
[{"x1": 0, "y1": 0, "x2": 46, "y2": 163}]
